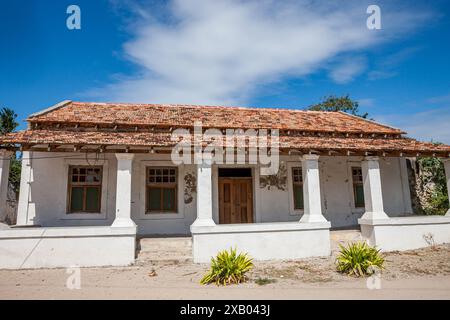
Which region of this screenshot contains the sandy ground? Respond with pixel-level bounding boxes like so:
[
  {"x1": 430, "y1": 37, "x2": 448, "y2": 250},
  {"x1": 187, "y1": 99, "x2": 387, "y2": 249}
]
[{"x1": 1, "y1": 244, "x2": 450, "y2": 300}]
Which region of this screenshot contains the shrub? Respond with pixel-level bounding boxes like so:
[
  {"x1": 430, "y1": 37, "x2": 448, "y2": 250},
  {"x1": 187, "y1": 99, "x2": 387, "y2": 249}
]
[
  {"x1": 416, "y1": 157, "x2": 449, "y2": 216},
  {"x1": 200, "y1": 248, "x2": 253, "y2": 286},
  {"x1": 254, "y1": 277, "x2": 277, "y2": 286},
  {"x1": 336, "y1": 242, "x2": 384, "y2": 277}
]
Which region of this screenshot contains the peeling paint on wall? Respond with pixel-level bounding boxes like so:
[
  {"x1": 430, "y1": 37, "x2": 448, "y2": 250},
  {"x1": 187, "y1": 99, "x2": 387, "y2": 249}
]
[
  {"x1": 184, "y1": 172, "x2": 197, "y2": 204},
  {"x1": 259, "y1": 162, "x2": 287, "y2": 191}
]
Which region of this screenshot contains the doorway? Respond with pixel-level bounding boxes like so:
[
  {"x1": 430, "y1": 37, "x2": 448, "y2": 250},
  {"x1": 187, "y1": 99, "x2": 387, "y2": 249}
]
[{"x1": 218, "y1": 168, "x2": 253, "y2": 224}]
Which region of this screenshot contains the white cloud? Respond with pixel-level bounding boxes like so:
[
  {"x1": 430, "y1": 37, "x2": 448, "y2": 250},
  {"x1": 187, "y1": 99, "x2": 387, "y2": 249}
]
[
  {"x1": 329, "y1": 56, "x2": 366, "y2": 84},
  {"x1": 89, "y1": 0, "x2": 435, "y2": 105},
  {"x1": 376, "y1": 107, "x2": 450, "y2": 144},
  {"x1": 367, "y1": 70, "x2": 398, "y2": 81},
  {"x1": 358, "y1": 98, "x2": 375, "y2": 108},
  {"x1": 426, "y1": 93, "x2": 450, "y2": 104}
]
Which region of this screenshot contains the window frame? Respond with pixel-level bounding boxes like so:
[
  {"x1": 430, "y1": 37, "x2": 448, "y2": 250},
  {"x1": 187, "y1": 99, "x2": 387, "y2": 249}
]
[
  {"x1": 291, "y1": 166, "x2": 304, "y2": 210},
  {"x1": 139, "y1": 161, "x2": 185, "y2": 220},
  {"x1": 67, "y1": 165, "x2": 103, "y2": 214},
  {"x1": 287, "y1": 161, "x2": 304, "y2": 216},
  {"x1": 145, "y1": 167, "x2": 178, "y2": 214},
  {"x1": 61, "y1": 158, "x2": 109, "y2": 220},
  {"x1": 351, "y1": 165, "x2": 365, "y2": 209}
]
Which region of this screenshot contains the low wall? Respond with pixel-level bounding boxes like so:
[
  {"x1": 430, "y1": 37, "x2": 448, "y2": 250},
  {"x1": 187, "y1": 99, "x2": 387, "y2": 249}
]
[
  {"x1": 0, "y1": 226, "x2": 136, "y2": 269},
  {"x1": 359, "y1": 216, "x2": 450, "y2": 251},
  {"x1": 190, "y1": 222, "x2": 331, "y2": 263}
]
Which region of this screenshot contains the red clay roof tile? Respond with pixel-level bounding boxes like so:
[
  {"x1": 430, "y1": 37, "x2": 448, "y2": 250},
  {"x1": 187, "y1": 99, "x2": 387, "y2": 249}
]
[{"x1": 28, "y1": 101, "x2": 404, "y2": 134}]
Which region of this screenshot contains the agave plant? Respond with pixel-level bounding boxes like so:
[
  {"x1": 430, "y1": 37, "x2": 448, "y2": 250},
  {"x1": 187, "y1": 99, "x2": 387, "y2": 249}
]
[
  {"x1": 336, "y1": 242, "x2": 385, "y2": 277},
  {"x1": 200, "y1": 247, "x2": 254, "y2": 286}
]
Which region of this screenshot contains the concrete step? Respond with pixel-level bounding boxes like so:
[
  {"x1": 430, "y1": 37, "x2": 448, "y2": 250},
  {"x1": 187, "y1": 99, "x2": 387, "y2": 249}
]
[
  {"x1": 136, "y1": 237, "x2": 192, "y2": 263},
  {"x1": 138, "y1": 237, "x2": 192, "y2": 251},
  {"x1": 330, "y1": 230, "x2": 364, "y2": 253}
]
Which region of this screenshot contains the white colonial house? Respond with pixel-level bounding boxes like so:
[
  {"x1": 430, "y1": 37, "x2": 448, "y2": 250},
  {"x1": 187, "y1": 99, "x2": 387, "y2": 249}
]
[{"x1": 0, "y1": 100, "x2": 449, "y2": 269}]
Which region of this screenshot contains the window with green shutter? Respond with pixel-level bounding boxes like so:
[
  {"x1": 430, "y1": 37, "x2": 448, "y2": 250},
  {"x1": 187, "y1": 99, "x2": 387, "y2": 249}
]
[
  {"x1": 352, "y1": 167, "x2": 365, "y2": 208},
  {"x1": 292, "y1": 167, "x2": 304, "y2": 210},
  {"x1": 146, "y1": 167, "x2": 178, "y2": 213},
  {"x1": 68, "y1": 166, "x2": 102, "y2": 213}
]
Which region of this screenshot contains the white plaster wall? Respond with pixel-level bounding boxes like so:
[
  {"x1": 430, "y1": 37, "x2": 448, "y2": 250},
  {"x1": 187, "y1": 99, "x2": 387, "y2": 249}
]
[
  {"x1": 0, "y1": 226, "x2": 136, "y2": 269},
  {"x1": 359, "y1": 216, "x2": 450, "y2": 251},
  {"x1": 379, "y1": 157, "x2": 412, "y2": 215},
  {"x1": 191, "y1": 222, "x2": 331, "y2": 263},
  {"x1": 130, "y1": 154, "x2": 197, "y2": 235},
  {"x1": 20, "y1": 153, "x2": 412, "y2": 233},
  {"x1": 319, "y1": 156, "x2": 355, "y2": 226},
  {"x1": 18, "y1": 152, "x2": 117, "y2": 227}
]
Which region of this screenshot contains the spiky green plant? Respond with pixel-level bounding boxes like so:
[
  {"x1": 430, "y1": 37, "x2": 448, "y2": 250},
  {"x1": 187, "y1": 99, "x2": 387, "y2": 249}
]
[
  {"x1": 336, "y1": 242, "x2": 385, "y2": 277},
  {"x1": 200, "y1": 247, "x2": 253, "y2": 286}
]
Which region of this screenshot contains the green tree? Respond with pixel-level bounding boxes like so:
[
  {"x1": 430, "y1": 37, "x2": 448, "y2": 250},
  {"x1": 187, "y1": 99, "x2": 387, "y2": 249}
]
[
  {"x1": 0, "y1": 107, "x2": 20, "y2": 193},
  {"x1": 416, "y1": 152, "x2": 449, "y2": 216},
  {"x1": 0, "y1": 108, "x2": 19, "y2": 135},
  {"x1": 307, "y1": 94, "x2": 369, "y2": 118}
]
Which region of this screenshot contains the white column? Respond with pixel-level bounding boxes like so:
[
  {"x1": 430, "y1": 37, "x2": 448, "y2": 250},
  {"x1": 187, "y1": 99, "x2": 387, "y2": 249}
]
[
  {"x1": 300, "y1": 154, "x2": 327, "y2": 223},
  {"x1": 111, "y1": 153, "x2": 136, "y2": 228},
  {"x1": 0, "y1": 150, "x2": 13, "y2": 222},
  {"x1": 360, "y1": 156, "x2": 389, "y2": 220},
  {"x1": 443, "y1": 159, "x2": 450, "y2": 216},
  {"x1": 192, "y1": 158, "x2": 215, "y2": 227},
  {"x1": 16, "y1": 151, "x2": 34, "y2": 225}
]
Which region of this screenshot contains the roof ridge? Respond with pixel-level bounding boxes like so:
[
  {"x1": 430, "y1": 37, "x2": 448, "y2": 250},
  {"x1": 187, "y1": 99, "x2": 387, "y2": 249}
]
[
  {"x1": 70, "y1": 101, "x2": 337, "y2": 114},
  {"x1": 27, "y1": 100, "x2": 404, "y2": 135}
]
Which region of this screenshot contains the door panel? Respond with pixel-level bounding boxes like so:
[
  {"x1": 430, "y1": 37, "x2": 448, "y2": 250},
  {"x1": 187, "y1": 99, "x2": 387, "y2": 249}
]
[{"x1": 219, "y1": 178, "x2": 253, "y2": 224}]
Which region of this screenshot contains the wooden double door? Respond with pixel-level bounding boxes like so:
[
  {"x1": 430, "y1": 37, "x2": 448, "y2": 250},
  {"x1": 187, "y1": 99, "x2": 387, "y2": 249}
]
[{"x1": 218, "y1": 178, "x2": 253, "y2": 224}]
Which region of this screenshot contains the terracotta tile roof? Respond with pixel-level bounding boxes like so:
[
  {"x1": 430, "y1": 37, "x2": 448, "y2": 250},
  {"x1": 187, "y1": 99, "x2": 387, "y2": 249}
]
[
  {"x1": 2, "y1": 129, "x2": 449, "y2": 155},
  {"x1": 28, "y1": 101, "x2": 404, "y2": 134},
  {"x1": 1, "y1": 101, "x2": 448, "y2": 156}
]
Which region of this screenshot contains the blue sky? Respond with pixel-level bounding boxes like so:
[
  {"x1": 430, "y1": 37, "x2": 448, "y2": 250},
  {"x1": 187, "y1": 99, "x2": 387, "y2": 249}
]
[{"x1": 1, "y1": 0, "x2": 450, "y2": 143}]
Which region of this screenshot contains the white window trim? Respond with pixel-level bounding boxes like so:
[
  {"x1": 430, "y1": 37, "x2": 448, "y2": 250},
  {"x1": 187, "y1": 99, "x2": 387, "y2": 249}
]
[
  {"x1": 347, "y1": 161, "x2": 365, "y2": 214},
  {"x1": 60, "y1": 158, "x2": 109, "y2": 220},
  {"x1": 138, "y1": 161, "x2": 185, "y2": 220},
  {"x1": 287, "y1": 161, "x2": 304, "y2": 216}
]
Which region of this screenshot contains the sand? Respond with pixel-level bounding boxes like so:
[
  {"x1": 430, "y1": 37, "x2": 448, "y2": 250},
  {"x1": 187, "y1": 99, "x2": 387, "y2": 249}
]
[{"x1": 1, "y1": 244, "x2": 449, "y2": 299}]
